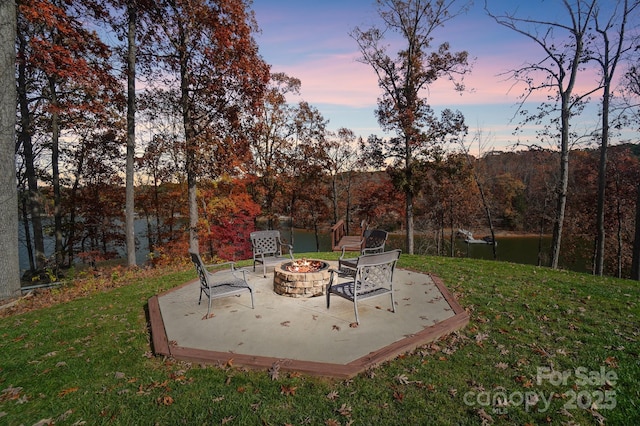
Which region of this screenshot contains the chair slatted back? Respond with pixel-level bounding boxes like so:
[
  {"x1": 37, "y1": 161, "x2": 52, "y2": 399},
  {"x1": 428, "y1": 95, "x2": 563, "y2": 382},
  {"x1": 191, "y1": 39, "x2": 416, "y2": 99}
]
[
  {"x1": 355, "y1": 249, "x2": 400, "y2": 292},
  {"x1": 190, "y1": 252, "x2": 209, "y2": 289},
  {"x1": 250, "y1": 230, "x2": 282, "y2": 255},
  {"x1": 364, "y1": 230, "x2": 388, "y2": 252}
]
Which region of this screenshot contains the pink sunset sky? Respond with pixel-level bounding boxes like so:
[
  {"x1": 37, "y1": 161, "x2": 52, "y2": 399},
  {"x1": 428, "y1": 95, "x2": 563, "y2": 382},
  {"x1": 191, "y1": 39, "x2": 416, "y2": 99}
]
[{"x1": 252, "y1": 0, "x2": 638, "y2": 153}]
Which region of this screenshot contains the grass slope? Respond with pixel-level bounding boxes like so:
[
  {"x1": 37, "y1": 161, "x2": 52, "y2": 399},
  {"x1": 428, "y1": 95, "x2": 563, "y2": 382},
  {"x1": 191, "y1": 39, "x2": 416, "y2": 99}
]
[{"x1": 0, "y1": 254, "x2": 638, "y2": 425}]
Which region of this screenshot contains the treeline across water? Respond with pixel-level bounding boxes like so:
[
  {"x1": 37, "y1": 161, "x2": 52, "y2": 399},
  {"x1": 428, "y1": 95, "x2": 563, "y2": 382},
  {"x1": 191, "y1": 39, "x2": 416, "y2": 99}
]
[{"x1": 19, "y1": 144, "x2": 636, "y2": 279}]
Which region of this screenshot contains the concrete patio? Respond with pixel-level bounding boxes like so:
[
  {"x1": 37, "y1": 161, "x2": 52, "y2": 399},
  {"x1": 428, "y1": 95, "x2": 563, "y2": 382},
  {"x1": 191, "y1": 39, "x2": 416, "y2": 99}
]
[{"x1": 148, "y1": 261, "x2": 468, "y2": 378}]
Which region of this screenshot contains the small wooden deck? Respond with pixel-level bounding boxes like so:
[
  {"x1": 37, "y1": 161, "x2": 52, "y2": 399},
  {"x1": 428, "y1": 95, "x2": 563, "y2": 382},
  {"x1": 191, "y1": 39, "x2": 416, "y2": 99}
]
[{"x1": 331, "y1": 219, "x2": 365, "y2": 252}]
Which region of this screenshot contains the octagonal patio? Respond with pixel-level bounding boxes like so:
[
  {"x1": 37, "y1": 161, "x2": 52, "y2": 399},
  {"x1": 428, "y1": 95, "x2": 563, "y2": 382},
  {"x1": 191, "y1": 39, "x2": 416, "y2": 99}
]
[{"x1": 148, "y1": 261, "x2": 468, "y2": 378}]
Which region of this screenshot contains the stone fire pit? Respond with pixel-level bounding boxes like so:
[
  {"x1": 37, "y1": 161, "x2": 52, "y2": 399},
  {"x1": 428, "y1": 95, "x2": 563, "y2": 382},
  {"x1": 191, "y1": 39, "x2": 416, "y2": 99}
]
[{"x1": 273, "y1": 259, "x2": 331, "y2": 297}]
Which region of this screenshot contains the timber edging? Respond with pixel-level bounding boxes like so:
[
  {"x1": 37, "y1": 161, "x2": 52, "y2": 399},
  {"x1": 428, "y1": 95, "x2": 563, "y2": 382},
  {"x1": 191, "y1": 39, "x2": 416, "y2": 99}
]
[{"x1": 147, "y1": 272, "x2": 469, "y2": 379}]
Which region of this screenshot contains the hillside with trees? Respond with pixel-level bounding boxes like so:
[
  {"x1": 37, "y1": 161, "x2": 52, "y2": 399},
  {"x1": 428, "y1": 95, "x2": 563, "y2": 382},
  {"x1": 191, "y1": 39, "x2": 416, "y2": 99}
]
[{"x1": 2, "y1": 0, "x2": 640, "y2": 300}]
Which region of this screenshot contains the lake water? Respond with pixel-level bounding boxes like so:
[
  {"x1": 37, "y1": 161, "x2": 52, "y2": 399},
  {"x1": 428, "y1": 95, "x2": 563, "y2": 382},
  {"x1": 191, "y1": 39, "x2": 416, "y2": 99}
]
[
  {"x1": 284, "y1": 229, "x2": 587, "y2": 271},
  {"x1": 19, "y1": 221, "x2": 585, "y2": 274}
]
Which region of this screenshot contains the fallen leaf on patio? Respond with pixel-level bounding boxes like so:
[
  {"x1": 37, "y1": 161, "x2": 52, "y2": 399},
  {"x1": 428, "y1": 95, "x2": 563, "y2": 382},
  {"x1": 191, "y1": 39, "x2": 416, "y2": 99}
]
[
  {"x1": 349, "y1": 322, "x2": 358, "y2": 328},
  {"x1": 375, "y1": 306, "x2": 382, "y2": 310},
  {"x1": 332, "y1": 325, "x2": 340, "y2": 331},
  {"x1": 280, "y1": 321, "x2": 290, "y2": 327},
  {"x1": 255, "y1": 314, "x2": 262, "y2": 319},
  {"x1": 201, "y1": 313, "x2": 215, "y2": 320},
  {"x1": 280, "y1": 385, "x2": 297, "y2": 396}
]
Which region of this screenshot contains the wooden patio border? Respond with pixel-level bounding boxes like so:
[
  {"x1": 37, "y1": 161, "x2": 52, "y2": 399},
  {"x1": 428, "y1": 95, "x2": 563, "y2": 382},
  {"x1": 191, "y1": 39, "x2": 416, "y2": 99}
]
[{"x1": 147, "y1": 272, "x2": 469, "y2": 379}]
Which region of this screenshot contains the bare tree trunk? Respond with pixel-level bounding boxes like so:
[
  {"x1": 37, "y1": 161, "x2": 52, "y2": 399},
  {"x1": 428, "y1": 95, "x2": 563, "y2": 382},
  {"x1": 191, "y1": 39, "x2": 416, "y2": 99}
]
[
  {"x1": 16, "y1": 29, "x2": 45, "y2": 271},
  {"x1": 0, "y1": 0, "x2": 21, "y2": 299},
  {"x1": 550, "y1": 150, "x2": 569, "y2": 269},
  {"x1": 49, "y1": 76, "x2": 64, "y2": 270},
  {"x1": 631, "y1": 182, "x2": 640, "y2": 280},
  {"x1": 125, "y1": 0, "x2": 137, "y2": 267},
  {"x1": 21, "y1": 195, "x2": 34, "y2": 270},
  {"x1": 594, "y1": 84, "x2": 609, "y2": 276},
  {"x1": 406, "y1": 191, "x2": 414, "y2": 255}
]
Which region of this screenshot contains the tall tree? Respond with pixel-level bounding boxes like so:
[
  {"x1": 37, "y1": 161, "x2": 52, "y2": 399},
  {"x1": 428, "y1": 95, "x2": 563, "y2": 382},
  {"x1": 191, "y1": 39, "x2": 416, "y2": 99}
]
[
  {"x1": 0, "y1": 0, "x2": 20, "y2": 299},
  {"x1": 18, "y1": 0, "x2": 123, "y2": 269},
  {"x1": 352, "y1": 0, "x2": 471, "y2": 254},
  {"x1": 250, "y1": 72, "x2": 301, "y2": 228},
  {"x1": 125, "y1": 0, "x2": 137, "y2": 267},
  {"x1": 622, "y1": 67, "x2": 640, "y2": 280},
  {"x1": 487, "y1": 0, "x2": 598, "y2": 269},
  {"x1": 143, "y1": 0, "x2": 269, "y2": 254},
  {"x1": 325, "y1": 127, "x2": 359, "y2": 228},
  {"x1": 589, "y1": 0, "x2": 639, "y2": 275}
]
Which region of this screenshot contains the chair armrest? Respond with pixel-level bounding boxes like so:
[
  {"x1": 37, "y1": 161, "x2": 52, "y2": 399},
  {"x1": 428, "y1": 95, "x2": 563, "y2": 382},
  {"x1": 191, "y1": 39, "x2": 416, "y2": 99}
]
[
  {"x1": 204, "y1": 261, "x2": 237, "y2": 271},
  {"x1": 339, "y1": 240, "x2": 364, "y2": 260},
  {"x1": 362, "y1": 245, "x2": 384, "y2": 255}
]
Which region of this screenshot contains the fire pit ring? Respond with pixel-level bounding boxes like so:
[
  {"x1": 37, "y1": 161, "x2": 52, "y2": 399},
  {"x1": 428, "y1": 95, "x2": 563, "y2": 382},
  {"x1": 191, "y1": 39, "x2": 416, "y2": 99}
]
[{"x1": 274, "y1": 259, "x2": 331, "y2": 298}]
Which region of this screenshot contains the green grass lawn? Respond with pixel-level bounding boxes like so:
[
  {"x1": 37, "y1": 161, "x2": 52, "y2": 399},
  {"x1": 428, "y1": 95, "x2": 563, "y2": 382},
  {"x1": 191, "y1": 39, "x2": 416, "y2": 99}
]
[{"x1": 1, "y1": 254, "x2": 638, "y2": 425}]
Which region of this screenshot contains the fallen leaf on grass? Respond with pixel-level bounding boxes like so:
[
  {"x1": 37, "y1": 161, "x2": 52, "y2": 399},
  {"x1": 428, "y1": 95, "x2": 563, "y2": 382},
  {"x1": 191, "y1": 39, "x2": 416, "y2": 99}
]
[
  {"x1": 395, "y1": 374, "x2": 410, "y2": 385},
  {"x1": 280, "y1": 385, "x2": 297, "y2": 396},
  {"x1": 268, "y1": 362, "x2": 281, "y2": 380},
  {"x1": 59, "y1": 387, "x2": 79, "y2": 397},
  {"x1": 477, "y1": 408, "x2": 494, "y2": 424},
  {"x1": 326, "y1": 390, "x2": 339, "y2": 400},
  {"x1": 157, "y1": 395, "x2": 174, "y2": 406},
  {"x1": 337, "y1": 403, "x2": 352, "y2": 417},
  {"x1": 475, "y1": 332, "x2": 489, "y2": 343},
  {"x1": 0, "y1": 386, "x2": 23, "y2": 402},
  {"x1": 495, "y1": 362, "x2": 509, "y2": 370}
]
